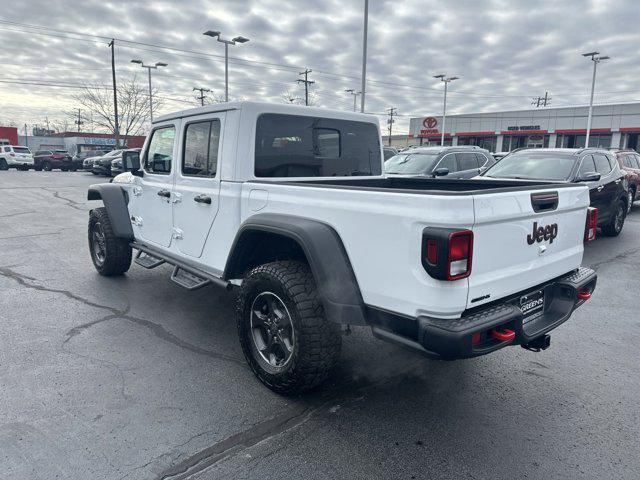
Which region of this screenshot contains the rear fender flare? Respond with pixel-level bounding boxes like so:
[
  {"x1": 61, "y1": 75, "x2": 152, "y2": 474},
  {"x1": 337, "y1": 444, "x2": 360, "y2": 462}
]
[{"x1": 224, "y1": 213, "x2": 367, "y2": 326}]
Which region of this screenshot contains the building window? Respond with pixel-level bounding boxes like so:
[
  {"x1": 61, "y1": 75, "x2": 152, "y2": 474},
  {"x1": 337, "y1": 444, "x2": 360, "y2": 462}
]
[
  {"x1": 556, "y1": 133, "x2": 612, "y2": 149},
  {"x1": 457, "y1": 136, "x2": 497, "y2": 152}
]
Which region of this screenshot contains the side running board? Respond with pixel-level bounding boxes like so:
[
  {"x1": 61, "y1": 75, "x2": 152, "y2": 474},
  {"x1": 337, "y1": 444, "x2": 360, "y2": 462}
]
[
  {"x1": 170, "y1": 266, "x2": 211, "y2": 291},
  {"x1": 134, "y1": 250, "x2": 165, "y2": 269}
]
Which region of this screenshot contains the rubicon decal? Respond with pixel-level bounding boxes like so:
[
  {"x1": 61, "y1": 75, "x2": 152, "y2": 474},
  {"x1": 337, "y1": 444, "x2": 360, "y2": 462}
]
[{"x1": 527, "y1": 222, "x2": 558, "y2": 245}]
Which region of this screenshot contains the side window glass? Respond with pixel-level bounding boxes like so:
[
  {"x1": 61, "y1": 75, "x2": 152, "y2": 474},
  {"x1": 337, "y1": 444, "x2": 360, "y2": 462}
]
[
  {"x1": 578, "y1": 155, "x2": 596, "y2": 177},
  {"x1": 475, "y1": 153, "x2": 488, "y2": 167},
  {"x1": 634, "y1": 155, "x2": 640, "y2": 169},
  {"x1": 456, "y1": 152, "x2": 479, "y2": 171},
  {"x1": 593, "y1": 153, "x2": 612, "y2": 175},
  {"x1": 145, "y1": 126, "x2": 175, "y2": 174},
  {"x1": 437, "y1": 154, "x2": 456, "y2": 172},
  {"x1": 182, "y1": 119, "x2": 221, "y2": 177}
]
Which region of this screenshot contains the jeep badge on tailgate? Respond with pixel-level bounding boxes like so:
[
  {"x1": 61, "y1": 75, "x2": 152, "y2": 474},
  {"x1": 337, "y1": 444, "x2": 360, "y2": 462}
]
[{"x1": 527, "y1": 222, "x2": 558, "y2": 245}]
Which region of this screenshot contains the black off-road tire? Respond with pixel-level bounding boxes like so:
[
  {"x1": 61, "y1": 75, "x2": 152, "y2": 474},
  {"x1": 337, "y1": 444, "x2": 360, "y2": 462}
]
[
  {"x1": 88, "y1": 207, "x2": 132, "y2": 276},
  {"x1": 236, "y1": 261, "x2": 342, "y2": 395},
  {"x1": 601, "y1": 200, "x2": 626, "y2": 237},
  {"x1": 0, "y1": 159, "x2": 7, "y2": 170},
  {"x1": 43, "y1": 162, "x2": 52, "y2": 171}
]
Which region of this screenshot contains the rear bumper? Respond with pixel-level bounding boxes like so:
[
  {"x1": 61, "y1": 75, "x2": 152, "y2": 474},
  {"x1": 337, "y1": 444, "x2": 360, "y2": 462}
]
[{"x1": 370, "y1": 267, "x2": 597, "y2": 360}]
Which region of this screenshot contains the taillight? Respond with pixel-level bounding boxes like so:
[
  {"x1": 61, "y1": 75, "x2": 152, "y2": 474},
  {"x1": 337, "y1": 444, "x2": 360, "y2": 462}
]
[
  {"x1": 584, "y1": 207, "x2": 598, "y2": 242},
  {"x1": 426, "y1": 239, "x2": 438, "y2": 265},
  {"x1": 422, "y1": 228, "x2": 473, "y2": 281},
  {"x1": 447, "y1": 230, "x2": 473, "y2": 280}
]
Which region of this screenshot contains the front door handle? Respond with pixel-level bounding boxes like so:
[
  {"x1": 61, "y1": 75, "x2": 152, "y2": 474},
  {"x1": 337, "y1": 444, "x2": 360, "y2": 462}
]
[
  {"x1": 194, "y1": 194, "x2": 212, "y2": 204},
  {"x1": 157, "y1": 189, "x2": 171, "y2": 198}
]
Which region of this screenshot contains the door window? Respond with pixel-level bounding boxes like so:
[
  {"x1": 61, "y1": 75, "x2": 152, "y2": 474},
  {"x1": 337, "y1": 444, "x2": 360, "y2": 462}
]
[
  {"x1": 436, "y1": 153, "x2": 456, "y2": 172},
  {"x1": 144, "y1": 126, "x2": 175, "y2": 174},
  {"x1": 634, "y1": 155, "x2": 640, "y2": 168},
  {"x1": 592, "y1": 153, "x2": 612, "y2": 175},
  {"x1": 183, "y1": 120, "x2": 221, "y2": 177},
  {"x1": 456, "y1": 152, "x2": 479, "y2": 171},
  {"x1": 578, "y1": 156, "x2": 597, "y2": 178}
]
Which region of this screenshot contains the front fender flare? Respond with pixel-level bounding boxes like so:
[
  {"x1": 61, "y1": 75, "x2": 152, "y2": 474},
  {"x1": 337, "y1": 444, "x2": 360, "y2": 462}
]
[{"x1": 87, "y1": 183, "x2": 134, "y2": 240}]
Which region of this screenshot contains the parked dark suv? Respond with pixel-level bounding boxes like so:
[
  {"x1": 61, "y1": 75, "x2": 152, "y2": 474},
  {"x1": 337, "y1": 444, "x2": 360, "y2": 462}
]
[
  {"x1": 610, "y1": 149, "x2": 640, "y2": 212},
  {"x1": 385, "y1": 146, "x2": 495, "y2": 179},
  {"x1": 482, "y1": 148, "x2": 629, "y2": 236},
  {"x1": 33, "y1": 150, "x2": 75, "y2": 171}
]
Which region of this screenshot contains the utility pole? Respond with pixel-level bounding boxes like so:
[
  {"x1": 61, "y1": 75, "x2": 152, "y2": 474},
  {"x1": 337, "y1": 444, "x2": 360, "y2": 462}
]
[
  {"x1": 386, "y1": 107, "x2": 396, "y2": 145},
  {"x1": 45, "y1": 116, "x2": 50, "y2": 134},
  {"x1": 108, "y1": 39, "x2": 120, "y2": 147},
  {"x1": 297, "y1": 69, "x2": 315, "y2": 106},
  {"x1": 360, "y1": 0, "x2": 368, "y2": 113},
  {"x1": 193, "y1": 87, "x2": 211, "y2": 106},
  {"x1": 345, "y1": 89, "x2": 361, "y2": 112},
  {"x1": 24, "y1": 124, "x2": 28, "y2": 147},
  {"x1": 75, "y1": 108, "x2": 83, "y2": 133},
  {"x1": 532, "y1": 91, "x2": 551, "y2": 107}
]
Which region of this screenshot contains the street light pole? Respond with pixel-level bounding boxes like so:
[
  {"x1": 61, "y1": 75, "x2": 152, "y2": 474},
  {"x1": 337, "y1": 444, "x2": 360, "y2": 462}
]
[
  {"x1": 434, "y1": 74, "x2": 459, "y2": 146},
  {"x1": 203, "y1": 30, "x2": 250, "y2": 102},
  {"x1": 582, "y1": 52, "x2": 609, "y2": 148},
  {"x1": 360, "y1": 0, "x2": 369, "y2": 113},
  {"x1": 131, "y1": 59, "x2": 168, "y2": 123}
]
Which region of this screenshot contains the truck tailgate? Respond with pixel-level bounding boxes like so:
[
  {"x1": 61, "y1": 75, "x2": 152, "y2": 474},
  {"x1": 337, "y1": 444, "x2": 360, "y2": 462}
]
[{"x1": 468, "y1": 185, "x2": 589, "y2": 309}]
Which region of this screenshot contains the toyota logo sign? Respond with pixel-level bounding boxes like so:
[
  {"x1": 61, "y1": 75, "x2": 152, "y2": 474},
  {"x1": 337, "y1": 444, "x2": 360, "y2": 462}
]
[{"x1": 423, "y1": 117, "x2": 438, "y2": 128}]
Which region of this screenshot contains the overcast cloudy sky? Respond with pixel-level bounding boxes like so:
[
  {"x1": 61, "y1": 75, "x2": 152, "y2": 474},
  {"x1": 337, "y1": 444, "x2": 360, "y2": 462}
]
[{"x1": 0, "y1": 0, "x2": 639, "y2": 134}]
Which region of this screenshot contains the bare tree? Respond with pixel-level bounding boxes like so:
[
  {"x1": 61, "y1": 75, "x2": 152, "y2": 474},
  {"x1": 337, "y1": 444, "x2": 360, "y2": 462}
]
[
  {"x1": 281, "y1": 89, "x2": 302, "y2": 105},
  {"x1": 72, "y1": 75, "x2": 160, "y2": 146},
  {"x1": 52, "y1": 117, "x2": 73, "y2": 133}
]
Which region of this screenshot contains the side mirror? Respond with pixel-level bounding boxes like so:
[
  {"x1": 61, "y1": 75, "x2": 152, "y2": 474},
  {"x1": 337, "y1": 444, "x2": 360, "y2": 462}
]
[
  {"x1": 433, "y1": 167, "x2": 449, "y2": 177},
  {"x1": 122, "y1": 151, "x2": 142, "y2": 176},
  {"x1": 577, "y1": 172, "x2": 601, "y2": 182}
]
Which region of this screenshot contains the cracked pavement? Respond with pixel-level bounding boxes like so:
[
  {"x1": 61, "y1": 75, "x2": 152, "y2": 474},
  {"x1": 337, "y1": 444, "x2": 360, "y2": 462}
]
[{"x1": 1, "y1": 170, "x2": 639, "y2": 480}]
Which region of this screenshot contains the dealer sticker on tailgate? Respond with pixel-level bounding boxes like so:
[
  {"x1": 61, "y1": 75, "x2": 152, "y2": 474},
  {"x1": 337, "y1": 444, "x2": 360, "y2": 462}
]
[{"x1": 520, "y1": 290, "x2": 544, "y2": 320}]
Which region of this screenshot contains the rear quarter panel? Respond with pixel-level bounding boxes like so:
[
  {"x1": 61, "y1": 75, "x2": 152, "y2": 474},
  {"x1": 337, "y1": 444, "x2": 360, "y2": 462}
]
[{"x1": 238, "y1": 182, "x2": 475, "y2": 319}]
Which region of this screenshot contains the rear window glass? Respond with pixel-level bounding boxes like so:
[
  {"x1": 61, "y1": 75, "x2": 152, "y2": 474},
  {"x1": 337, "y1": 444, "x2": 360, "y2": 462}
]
[
  {"x1": 255, "y1": 114, "x2": 381, "y2": 177},
  {"x1": 13, "y1": 147, "x2": 30, "y2": 154},
  {"x1": 484, "y1": 152, "x2": 577, "y2": 181}
]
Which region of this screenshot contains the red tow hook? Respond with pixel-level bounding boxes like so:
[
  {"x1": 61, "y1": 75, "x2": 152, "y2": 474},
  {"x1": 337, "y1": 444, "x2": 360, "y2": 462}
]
[
  {"x1": 490, "y1": 328, "x2": 516, "y2": 342},
  {"x1": 577, "y1": 289, "x2": 591, "y2": 300}
]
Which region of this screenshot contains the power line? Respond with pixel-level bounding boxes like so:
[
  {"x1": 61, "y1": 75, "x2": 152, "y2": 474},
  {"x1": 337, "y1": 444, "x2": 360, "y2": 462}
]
[{"x1": 532, "y1": 91, "x2": 551, "y2": 107}]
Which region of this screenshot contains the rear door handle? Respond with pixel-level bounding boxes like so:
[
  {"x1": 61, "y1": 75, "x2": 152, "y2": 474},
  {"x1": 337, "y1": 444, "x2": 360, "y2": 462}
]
[
  {"x1": 194, "y1": 194, "x2": 212, "y2": 204},
  {"x1": 614, "y1": 179, "x2": 621, "y2": 184},
  {"x1": 597, "y1": 186, "x2": 604, "y2": 192},
  {"x1": 157, "y1": 189, "x2": 171, "y2": 198}
]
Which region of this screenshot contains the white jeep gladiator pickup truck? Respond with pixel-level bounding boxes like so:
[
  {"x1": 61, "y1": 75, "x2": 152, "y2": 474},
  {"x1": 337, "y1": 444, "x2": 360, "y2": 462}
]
[{"x1": 87, "y1": 102, "x2": 597, "y2": 394}]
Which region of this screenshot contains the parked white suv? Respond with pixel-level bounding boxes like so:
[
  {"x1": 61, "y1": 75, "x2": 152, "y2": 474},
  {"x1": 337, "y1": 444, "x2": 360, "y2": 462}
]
[
  {"x1": 0, "y1": 145, "x2": 34, "y2": 170},
  {"x1": 86, "y1": 102, "x2": 597, "y2": 394}
]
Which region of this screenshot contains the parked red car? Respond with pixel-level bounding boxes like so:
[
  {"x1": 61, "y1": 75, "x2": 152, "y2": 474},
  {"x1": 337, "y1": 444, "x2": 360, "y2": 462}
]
[
  {"x1": 33, "y1": 149, "x2": 76, "y2": 171},
  {"x1": 611, "y1": 149, "x2": 640, "y2": 212}
]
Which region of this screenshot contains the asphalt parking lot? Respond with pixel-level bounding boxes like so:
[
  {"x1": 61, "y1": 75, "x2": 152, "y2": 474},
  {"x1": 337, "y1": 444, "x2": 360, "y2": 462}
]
[{"x1": 1, "y1": 170, "x2": 639, "y2": 480}]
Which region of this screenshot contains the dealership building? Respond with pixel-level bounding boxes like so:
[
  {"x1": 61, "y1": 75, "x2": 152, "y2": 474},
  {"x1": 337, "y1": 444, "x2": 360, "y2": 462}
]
[{"x1": 407, "y1": 102, "x2": 640, "y2": 153}]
